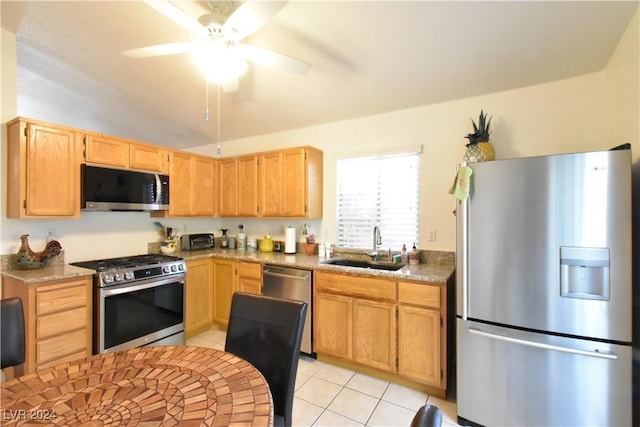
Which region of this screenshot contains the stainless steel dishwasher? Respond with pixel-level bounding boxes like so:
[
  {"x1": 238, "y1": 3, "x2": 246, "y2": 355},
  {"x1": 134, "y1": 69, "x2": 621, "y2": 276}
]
[{"x1": 262, "y1": 264, "x2": 314, "y2": 357}]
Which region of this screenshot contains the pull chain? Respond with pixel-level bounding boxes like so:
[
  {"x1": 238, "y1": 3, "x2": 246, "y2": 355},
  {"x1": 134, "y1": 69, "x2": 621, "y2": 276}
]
[
  {"x1": 204, "y1": 80, "x2": 221, "y2": 156},
  {"x1": 204, "y1": 80, "x2": 210, "y2": 121},
  {"x1": 216, "y1": 82, "x2": 221, "y2": 156}
]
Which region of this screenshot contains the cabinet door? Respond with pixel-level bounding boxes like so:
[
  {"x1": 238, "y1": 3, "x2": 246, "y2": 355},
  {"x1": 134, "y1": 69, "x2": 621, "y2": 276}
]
[
  {"x1": 130, "y1": 142, "x2": 167, "y2": 173},
  {"x1": 85, "y1": 134, "x2": 129, "y2": 167},
  {"x1": 237, "y1": 155, "x2": 258, "y2": 216},
  {"x1": 353, "y1": 299, "x2": 396, "y2": 372},
  {"x1": 212, "y1": 258, "x2": 236, "y2": 326},
  {"x1": 314, "y1": 293, "x2": 352, "y2": 359},
  {"x1": 218, "y1": 158, "x2": 238, "y2": 216},
  {"x1": 398, "y1": 305, "x2": 441, "y2": 386},
  {"x1": 282, "y1": 148, "x2": 306, "y2": 216},
  {"x1": 237, "y1": 262, "x2": 262, "y2": 294},
  {"x1": 185, "y1": 258, "x2": 214, "y2": 336},
  {"x1": 259, "y1": 151, "x2": 283, "y2": 217},
  {"x1": 26, "y1": 123, "x2": 80, "y2": 216},
  {"x1": 192, "y1": 155, "x2": 217, "y2": 216},
  {"x1": 168, "y1": 151, "x2": 193, "y2": 216}
]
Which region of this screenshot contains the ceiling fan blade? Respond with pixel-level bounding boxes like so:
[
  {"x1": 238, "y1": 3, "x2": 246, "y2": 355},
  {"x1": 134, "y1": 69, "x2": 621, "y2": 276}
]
[
  {"x1": 123, "y1": 42, "x2": 193, "y2": 58},
  {"x1": 143, "y1": 0, "x2": 206, "y2": 37},
  {"x1": 223, "y1": 0, "x2": 288, "y2": 41},
  {"x1": 236, "y1": 44, "x2": 310, "y2": 75},
  {"x1": 220, "y1": 77, "x2": 239, "y2": 93}
]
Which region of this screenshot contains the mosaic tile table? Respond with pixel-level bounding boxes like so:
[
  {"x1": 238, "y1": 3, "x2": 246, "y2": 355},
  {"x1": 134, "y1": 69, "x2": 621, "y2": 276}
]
[{"x1": 0, "y1": 346, "x2": 273, "y2": 426}]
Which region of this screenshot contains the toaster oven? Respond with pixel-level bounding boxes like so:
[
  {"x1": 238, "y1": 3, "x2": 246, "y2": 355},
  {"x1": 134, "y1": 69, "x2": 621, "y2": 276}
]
[{"x1": 180, "y1": 233, "x2": 215, "y2": 251}]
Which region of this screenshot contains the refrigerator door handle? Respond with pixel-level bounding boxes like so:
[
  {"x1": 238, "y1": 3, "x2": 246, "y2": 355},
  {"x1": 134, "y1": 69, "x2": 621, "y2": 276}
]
[
  {"x1": 456, "y1": 162, "x2": 469, "y2": 320},
  {"x1": 468, "y1": 328, "x2": 618, "y2": 360}
]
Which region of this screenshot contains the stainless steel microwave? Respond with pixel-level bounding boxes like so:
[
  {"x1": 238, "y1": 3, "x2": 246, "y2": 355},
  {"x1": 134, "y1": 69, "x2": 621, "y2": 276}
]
[{"x1": 81, "y1": 164, "x2": 169, "y2": 211}]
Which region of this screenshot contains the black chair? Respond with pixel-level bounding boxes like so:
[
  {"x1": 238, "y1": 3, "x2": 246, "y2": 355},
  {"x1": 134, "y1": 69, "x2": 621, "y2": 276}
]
[
  {"x1": 410, "y1": 404, "x2": 443, "y2": 427},
  {"x1": 225, "y1": 292, "x2": 307, "y2": 427},
  {"x1": 1, "y1": 297, "x2": 26, "y2": 377}
]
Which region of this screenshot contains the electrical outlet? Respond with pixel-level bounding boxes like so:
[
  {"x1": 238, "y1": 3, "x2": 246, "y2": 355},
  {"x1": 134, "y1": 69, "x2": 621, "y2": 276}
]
[
  {"x1": 46, "y1": 229, "x2": 57, "y2": 241},
  {"x1": 182, "y1": 224, "x2": 187, "y2": 232},
  {"x1": 428, "y1": 228, "x2": 437, "y2": 241}
]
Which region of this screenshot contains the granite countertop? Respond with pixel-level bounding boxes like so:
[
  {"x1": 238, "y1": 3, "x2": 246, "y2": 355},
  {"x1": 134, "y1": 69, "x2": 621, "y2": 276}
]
[
  {"x1": 177, "y1": 247, "x2": 455, "y2": 284},
  {"x1": 1, "y1": 248, "x2": 455, "y2": 285},
  {"x1": 1, "y1": 264, "x2": 95, "y2": 284}
]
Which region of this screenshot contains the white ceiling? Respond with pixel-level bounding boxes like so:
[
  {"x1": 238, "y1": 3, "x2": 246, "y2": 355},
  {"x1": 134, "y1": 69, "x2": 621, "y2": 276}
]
[{"x1": 2, "y1": 1, "x2": 638, "y2": 149}]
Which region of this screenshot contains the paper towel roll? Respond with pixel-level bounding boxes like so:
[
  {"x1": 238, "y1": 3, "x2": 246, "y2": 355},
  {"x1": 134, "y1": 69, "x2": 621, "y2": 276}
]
[{"x1": 285, "y1": 227, "x2": 296, "y2": 254}]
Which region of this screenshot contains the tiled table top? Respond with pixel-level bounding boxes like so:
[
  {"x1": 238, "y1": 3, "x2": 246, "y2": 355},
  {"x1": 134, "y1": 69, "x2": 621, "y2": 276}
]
[{"x1": 0, "y1": 346, "x2": 273, "y2": 426}]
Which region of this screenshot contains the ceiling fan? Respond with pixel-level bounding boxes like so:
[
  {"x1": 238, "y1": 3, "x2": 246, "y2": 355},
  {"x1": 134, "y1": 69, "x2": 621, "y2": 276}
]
[{"x1": 123, "y1": 0, "x2": 310, "y2": 92}]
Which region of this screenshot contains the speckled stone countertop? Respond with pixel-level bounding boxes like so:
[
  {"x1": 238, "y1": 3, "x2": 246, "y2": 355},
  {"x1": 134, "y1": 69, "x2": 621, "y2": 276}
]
[
  {"x1": 176, "y1": 247, "x2": 455, "y2": 284},
  {"x1": 1, "y1": 248, "x2": 455, "y2": 285},
  {"x1": 1, "y1": 264, "x2": 95, "y2": 284}
]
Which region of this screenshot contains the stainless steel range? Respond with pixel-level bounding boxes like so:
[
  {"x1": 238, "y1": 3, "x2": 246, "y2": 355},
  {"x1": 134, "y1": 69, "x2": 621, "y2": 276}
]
[{"x1": 72, "y1": 254, "x2": 186, "y2": 354}]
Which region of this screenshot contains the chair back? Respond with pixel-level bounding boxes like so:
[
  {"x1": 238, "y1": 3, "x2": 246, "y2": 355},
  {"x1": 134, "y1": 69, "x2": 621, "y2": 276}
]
[
  {"x1": 1, "y1": 297, "x2": 26, "y2": 370},
  {"x1": 225, "y1": 292, "x2": 307, "y2": 427},
  {"x1": 410, "y1": 404, "x2": 443, "y2": 427}
]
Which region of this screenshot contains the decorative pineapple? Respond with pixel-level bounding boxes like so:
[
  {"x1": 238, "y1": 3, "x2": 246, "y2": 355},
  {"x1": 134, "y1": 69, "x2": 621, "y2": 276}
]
[{"x1": 463, "y1": 110, "x2": 495, "y2": 162}]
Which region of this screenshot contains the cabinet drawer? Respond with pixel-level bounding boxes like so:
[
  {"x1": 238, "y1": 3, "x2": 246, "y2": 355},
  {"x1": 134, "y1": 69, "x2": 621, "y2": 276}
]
[
  {"x1": 37, "y1": 307, "x2": 87, "y2": 339},
  {"x1": 36, "y1": 281, "x2": 88, "y2": 315},
  {"x1": 398, "y1": 281, "x2": 440, "y2": 308},
  {"x1": 315, "y1": 271, "x2": 396, "y2": 301},
  {"x1": 36, "y1": 328, "x2": 88, "y2": 365},
  {"x1": 238, "y1": 262, "x2": 262, "y2": 280}
]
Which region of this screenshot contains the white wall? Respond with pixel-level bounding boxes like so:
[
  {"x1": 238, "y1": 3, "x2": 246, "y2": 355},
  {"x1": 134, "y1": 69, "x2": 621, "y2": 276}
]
[
  {"x1": 2, "y1": 9, "x2": 638, "y2": 261},
  {"x1": 192, "y1": 71, "x2": 613, "y2": 252}
]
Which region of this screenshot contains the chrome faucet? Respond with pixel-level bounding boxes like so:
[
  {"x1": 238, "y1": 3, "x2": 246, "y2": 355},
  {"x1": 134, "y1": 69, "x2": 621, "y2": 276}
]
[{"x1": 368, "y1": 226, "x2": 382, "y2": 260}]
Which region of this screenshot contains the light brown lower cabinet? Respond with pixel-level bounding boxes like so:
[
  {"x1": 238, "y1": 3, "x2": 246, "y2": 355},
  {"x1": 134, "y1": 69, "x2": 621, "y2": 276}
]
[
  {"x1": 314, "y1": 271, "x2": 447, "y2": 391},
  {"x1": 353, "y1": 299, "x2": 397, "y2": 372},
  {"x1": 212, "y1": 258, "x2": 237, "y2": 326},
  {"x1": 397, "y1": 305, "x2": 441, "y2": 385},
  {"x1": 314, "y1": 292, "x2": 352, "y2": 359},
  {"x1": 2, "y1": 275, "x2": 93, "y2": 375},
  {"x1": 237, "y1": 261, "x2": 262, "y2": 295},
  {"x1": 185, "y1": 258, "x2": 214, "y2": 337},
  {"x1": 314, "y1": 271, "x2": 396, "y2": 373}
]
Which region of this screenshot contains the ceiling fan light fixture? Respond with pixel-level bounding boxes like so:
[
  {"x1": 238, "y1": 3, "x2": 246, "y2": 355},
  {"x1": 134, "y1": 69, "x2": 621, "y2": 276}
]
[{"x1": 191, "y1": 42, "x2": 248, "y2": 83}]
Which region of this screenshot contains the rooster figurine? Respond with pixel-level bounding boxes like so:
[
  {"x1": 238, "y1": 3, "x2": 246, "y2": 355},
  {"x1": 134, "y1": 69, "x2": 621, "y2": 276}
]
[{"x1": 15, "y1": 234, "x2": 62, "y2": 270}]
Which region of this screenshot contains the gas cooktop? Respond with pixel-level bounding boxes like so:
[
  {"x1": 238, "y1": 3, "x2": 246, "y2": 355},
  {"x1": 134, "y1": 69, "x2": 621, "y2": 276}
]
[
  {"x1": 71, "y1": 254, "x2": 185, "y2": 287},
  {"x1": 72, "y1": 254, "x2": 182, "y2": 272}
]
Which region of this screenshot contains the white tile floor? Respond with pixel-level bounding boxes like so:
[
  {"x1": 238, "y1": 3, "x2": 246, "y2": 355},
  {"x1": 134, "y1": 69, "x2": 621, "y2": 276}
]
[{"x1": 187, "y1": 329, "x2": 461, "y2": 427}]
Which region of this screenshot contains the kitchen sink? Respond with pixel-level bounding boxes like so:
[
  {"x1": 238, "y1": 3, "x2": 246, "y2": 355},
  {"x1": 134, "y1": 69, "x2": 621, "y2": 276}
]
[{"x1": 320, "y1": 258, "x2": 405, "y2": 271}]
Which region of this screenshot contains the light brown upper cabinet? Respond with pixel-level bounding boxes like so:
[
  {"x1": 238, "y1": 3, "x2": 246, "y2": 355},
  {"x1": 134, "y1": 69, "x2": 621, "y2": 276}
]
[
  {"x1": 219, "y1": 155, "x2": 259, "y2": 217},
  {"x1": 259, "y1": 147, "x2": 323, "y2": 218},
  {"x1": 84, "y1": 134, "x2": 129, "y2": 168},
  {"x1": 129, "y1": 142, "x2": 168, "y2": 173},
  {"x1": 85, "y1": 134, "x2": 168, "y2": 173},
  {"x1": 7, "y1": 118, "x2": 81, "y2": 218},
  {"x1": 155, "y1": 151, "x2": 217, "y2": 217}
]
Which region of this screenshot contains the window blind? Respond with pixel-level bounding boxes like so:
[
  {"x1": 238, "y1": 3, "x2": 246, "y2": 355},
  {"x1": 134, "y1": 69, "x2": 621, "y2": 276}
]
[{"x1": 336, "y1": 153, "x2": 419, "y2": 251}]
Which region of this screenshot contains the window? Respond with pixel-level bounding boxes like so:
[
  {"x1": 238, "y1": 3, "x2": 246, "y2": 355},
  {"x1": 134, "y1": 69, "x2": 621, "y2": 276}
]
[{"x1": 336, "y1": 152, "x2": 419, "y2": 250}]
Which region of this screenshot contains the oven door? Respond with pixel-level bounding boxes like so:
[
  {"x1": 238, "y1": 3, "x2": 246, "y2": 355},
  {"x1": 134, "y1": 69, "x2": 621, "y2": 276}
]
[{"x1": 96, "y1": 275, "x2": 185, "y2": 354}]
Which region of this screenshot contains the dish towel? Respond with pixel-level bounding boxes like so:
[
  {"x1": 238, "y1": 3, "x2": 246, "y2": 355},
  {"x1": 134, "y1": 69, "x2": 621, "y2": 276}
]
[{"x1": 448, "y1": 166, "x2": 473, "y2": 201}]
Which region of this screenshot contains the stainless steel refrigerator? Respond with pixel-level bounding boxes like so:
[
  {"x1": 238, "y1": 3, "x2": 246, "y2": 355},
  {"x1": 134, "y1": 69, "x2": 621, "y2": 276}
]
[{"x1": 455, "y1": 148, "x2": 632, "y2": 426}]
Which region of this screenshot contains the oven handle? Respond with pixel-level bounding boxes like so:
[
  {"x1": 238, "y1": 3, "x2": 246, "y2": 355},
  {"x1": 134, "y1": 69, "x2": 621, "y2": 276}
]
[{"x1": 101, "y1": 275, "x2": 185, "y2": 297}]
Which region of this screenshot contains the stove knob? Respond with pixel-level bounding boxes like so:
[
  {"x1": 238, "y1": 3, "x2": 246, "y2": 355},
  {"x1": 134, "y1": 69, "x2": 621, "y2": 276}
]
[
  {"x1": 124, "y1": 271, "x2": 134, "y2": 280},
  {"x1": 162, "y1": 265, "x2": 170, "y2": 273},
  {"x1": 114, "y1": 273, "x2": 123, "y2": 281},
  {"x1": 171, "y1": 265, "x2": 177, "y2": 272},
  {"x1": 178, "y1": 264, "x2": 185, "y2": 271},
  {"x1": 103, "y1": 274, "x2": 114, "y2": 284}
]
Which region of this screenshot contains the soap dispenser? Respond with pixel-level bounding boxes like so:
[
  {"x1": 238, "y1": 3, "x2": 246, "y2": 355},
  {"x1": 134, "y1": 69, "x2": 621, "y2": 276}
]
[{"x1": 409, "y1": 243, "x2": 419, "y2": 265}]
